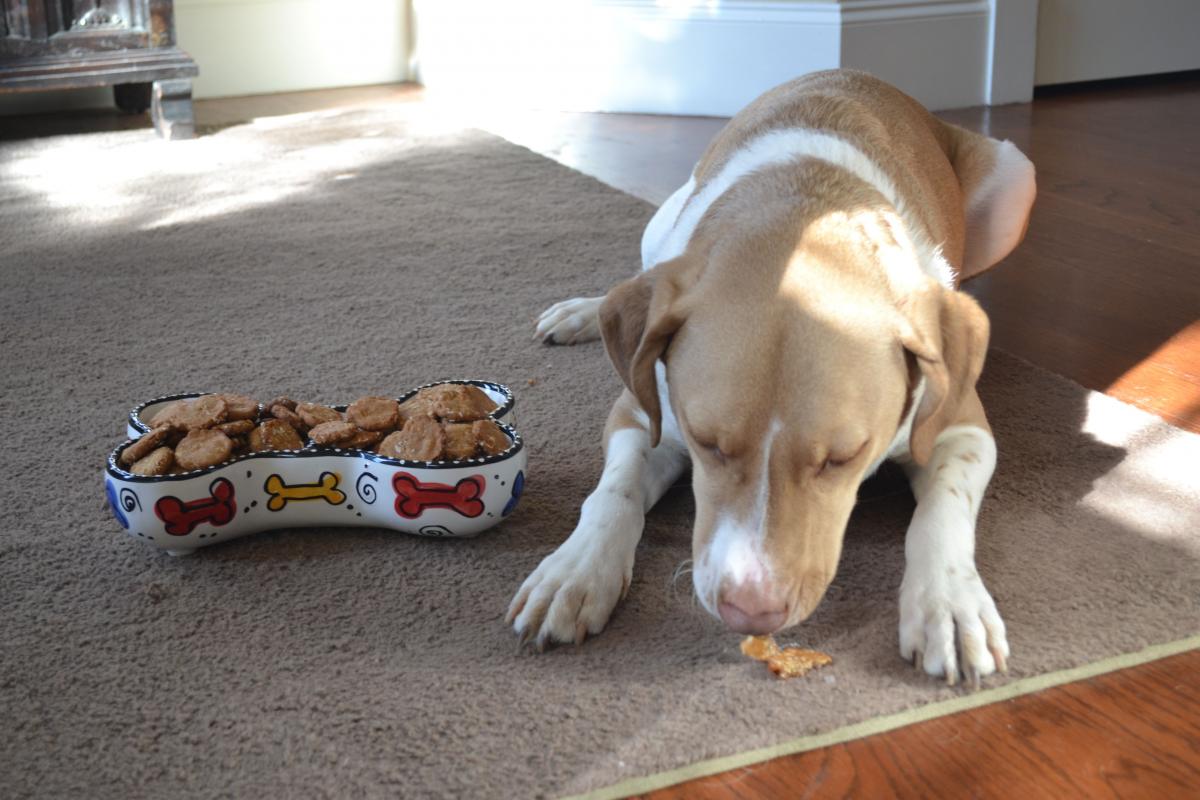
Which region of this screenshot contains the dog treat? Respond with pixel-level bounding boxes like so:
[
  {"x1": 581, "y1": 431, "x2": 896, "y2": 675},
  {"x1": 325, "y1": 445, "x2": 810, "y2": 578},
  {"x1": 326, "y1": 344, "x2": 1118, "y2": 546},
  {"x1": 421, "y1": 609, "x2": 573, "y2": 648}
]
[
  {"x1": 267, "y1": 396, "x2": 298, "y2": 412},
  {"x1": 438, "y1": 384, "x2": 498, "y2": 421},
  {"x1": 174, "y1": 429, "x2": 235, "y2": 470},
  {"x1": 296, "y1": 402, "x2": 342, "y2": 427},
  {"x1": 130, "y1": 446, "x2": 175, "y2": 476},
  {"x1": 346, "y1": 396, "x2": 401, "y2": 432},
  {"x1": 148, "y1": 400, "x2": 187, "y2": 429},
  {"x1": 741, "y1": 635, "x2": 832, "y2": 680},
  {"x1": 123, "y1": 384, "x2": 508, "y2": 473},
  {"x1": 376, "y1": 431, "x2": 405, "y2": 458},
  {"x1": 343, "y1": 428, "x2": 383, "y2": 449},
  {"x1": 216, "y1": 393, "x2": 259, "y2": 421},
  {"x1": 270, "y1": 404, "x2": 306, "y2": 431},
  {"x1": 381, "y1": 416, "x2": 444, "y2": 461},
  {"x1": 472, "y1": 419, "x2": 510, "y2": 456},
  {"x1": 442, "y1": 423, "x2": 478, "y2": 460},
  {"x1": 400, "y1": 384, "x2": 498, "y2": 423},
  {"x1": 740, "y1": 635, "x2": 783, "y2": 661},
  {"x1": 308, "y1": 420, "x2": 358, "y2": 445},
  {"x1": 119, "y1": 426, "x2": 171, "y2": 466},
  {"x1": 177, "y1": 395, "x2": 230, "y2": 431},
  {"x1": 249, "y1": 419, "x2": 305, "y2": 452},
  {"x1": 215, "y1": 419, "x2": 255, "y2": 436},
  {"x1": 766, "y1": 648, "x2": 833, "y2": 679}
]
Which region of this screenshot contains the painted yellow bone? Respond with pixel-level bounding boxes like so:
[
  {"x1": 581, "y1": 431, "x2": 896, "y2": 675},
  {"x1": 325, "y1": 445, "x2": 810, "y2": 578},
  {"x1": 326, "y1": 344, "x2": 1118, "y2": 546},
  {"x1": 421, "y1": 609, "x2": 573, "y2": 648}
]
[{"x1": 265, "y1": 472, "x2": 346, "y2": 511}]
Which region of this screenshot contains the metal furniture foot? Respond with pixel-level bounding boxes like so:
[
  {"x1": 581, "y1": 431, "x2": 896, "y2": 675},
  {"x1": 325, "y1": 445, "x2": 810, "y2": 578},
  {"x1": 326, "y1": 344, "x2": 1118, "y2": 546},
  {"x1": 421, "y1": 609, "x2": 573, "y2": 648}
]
[{"x1": 151, "y1": 78, "x2": 195, "y2": 140}]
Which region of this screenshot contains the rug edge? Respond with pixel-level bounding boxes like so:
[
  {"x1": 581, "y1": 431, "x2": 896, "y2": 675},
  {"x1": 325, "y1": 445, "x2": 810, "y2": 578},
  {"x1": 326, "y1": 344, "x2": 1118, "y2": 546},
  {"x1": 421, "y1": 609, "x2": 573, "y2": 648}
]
[{"x1": 562, "y1": 634, "x2": 1200, "y2": 800}]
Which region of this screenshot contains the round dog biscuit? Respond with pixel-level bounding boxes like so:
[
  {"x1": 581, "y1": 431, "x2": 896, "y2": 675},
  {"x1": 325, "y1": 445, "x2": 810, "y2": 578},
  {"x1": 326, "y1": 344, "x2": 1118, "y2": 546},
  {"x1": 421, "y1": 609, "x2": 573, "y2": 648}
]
[
  {"x1": 344, "y1": 428, "x2": 383, "y2": 449},
  {"x1": 130, "y1": 446, "x2": 174, "y2": 476},
  {"x1": 296, "y1": 402, "x2": 342, "y2": 427},
  {"x1": 148, "y1": 400, "x2": 188, "y2": 429},
  {"x1": 174, "y1": 429, "x2": 234, "y2": 470},
  {"x1": 215, "y1": 419, "x2": 255, "y2": 436},
  {"x1": 270, "y1": 404, "x2": 306, "y2": 431},
  {"x1": 380, "y1": 416, "x2": 444, "y2": 461},
  {"x1": 421, "y1": 384, "x2": 498, "y2": 422},
  {"x1": 119, "y1": 426, "x2": 171, "y2": 466},
  {"x1": 173, "y1": 395, "x2": 229, "y2": 431},
  {"x1": 215, "y1": 393, "x2": 259, "y2": 421},
  {"x1": 249, "y1": 419, "x2": 304, "y2": 452},
  {"x1": 308, "y1": 420, "x2": 358, "y2": 445},
  {"x1": 442, "y1": 423, "x2": 478, "y2": 460},
  {"x1": 346, "y1": 396, "x2": 401, "y2": 432},
  {"x1": 472, "y1": 419, "x2": 510, "y2": 456}
]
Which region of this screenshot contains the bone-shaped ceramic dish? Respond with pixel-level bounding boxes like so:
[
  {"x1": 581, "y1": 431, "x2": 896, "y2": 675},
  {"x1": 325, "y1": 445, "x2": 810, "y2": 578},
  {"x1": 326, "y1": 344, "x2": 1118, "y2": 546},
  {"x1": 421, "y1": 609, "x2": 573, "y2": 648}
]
[{"x1": 105, "y1": 381, "x2": 525, "y2": 555}]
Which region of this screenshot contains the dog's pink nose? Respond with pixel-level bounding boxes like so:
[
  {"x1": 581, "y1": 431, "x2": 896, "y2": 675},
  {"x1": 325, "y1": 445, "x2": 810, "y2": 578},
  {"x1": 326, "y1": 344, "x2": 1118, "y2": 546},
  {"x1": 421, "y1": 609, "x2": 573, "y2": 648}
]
[{"x1": 717, "y1": 582, "x2": 788, "y2": 634}]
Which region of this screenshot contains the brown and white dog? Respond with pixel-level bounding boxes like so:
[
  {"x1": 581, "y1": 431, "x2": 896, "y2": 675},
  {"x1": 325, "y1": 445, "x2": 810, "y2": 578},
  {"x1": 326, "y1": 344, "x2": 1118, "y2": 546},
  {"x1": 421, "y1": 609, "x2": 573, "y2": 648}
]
[{"x1": 507, "y1": 70, "x2": 1035, "y2": 687}]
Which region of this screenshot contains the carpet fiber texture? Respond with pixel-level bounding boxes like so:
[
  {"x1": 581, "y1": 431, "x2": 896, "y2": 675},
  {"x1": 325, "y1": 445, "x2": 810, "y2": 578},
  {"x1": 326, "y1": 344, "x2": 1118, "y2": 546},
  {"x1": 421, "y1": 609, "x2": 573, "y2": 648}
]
[{"x1": 2, "y1": 109, "x2": 1198, "y2": 799}]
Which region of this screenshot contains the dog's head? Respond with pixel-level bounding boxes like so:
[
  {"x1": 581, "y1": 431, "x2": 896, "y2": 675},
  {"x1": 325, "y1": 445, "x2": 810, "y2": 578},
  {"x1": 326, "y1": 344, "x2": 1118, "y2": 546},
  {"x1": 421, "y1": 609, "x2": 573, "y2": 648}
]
[{"x1": 600, "y1": 205, "x2": 989, "y2": 634}]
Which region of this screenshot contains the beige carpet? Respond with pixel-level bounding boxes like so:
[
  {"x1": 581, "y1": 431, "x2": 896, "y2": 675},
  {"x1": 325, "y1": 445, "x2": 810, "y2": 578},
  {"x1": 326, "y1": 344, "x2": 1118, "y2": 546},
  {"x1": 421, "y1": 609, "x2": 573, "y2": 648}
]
[{"x1": 1, "y1": 108, "x2": 1197, "y2": 800}]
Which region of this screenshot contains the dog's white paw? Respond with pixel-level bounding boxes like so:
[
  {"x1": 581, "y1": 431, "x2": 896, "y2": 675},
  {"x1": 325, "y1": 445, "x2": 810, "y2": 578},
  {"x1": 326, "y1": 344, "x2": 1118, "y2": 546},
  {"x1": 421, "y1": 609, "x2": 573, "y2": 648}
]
[
  {"x1": 899, "y1": 562, "x2": 1009, "y2": 689},
  {"x1": 534, "y1": 296, "x2": 603, "y2": 345},
  {"x1": 506, "y1": 537, "x2": 631, "y2": 650}
]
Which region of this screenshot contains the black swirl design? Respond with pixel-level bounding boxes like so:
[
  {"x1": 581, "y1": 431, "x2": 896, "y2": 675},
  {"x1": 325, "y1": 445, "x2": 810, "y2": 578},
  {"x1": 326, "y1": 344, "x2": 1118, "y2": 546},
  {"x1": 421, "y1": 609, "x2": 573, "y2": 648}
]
[
  {"x1": 119, "y1": 487, "x2": 142, "y2": 513},
  {"x1": 355, "y1": 471, "x2": 379, "y2": 505}
]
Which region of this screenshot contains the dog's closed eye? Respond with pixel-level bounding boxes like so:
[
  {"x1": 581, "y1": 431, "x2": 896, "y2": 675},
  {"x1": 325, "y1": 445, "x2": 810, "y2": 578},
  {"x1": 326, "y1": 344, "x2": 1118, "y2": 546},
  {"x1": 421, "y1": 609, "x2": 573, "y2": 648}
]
[{"x1": 819, "y1": 440, "x2": 868, "y2": 475}]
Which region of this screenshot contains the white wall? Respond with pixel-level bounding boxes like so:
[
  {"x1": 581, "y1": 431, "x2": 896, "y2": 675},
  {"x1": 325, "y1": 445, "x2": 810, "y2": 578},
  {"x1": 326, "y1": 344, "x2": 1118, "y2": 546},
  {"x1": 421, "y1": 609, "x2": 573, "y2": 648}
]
[
  {"x1": 414, "y1": 0, "x2": 842, "y2": 116},
  {"x1": 177, "y1": 0, "x2": 409, "y2": 99},
  {"x1": 414, "y1": 0, "x2": 1023, "y2": 115},
  {"x1": 1035, "y1": 0, "x2": 1200, "y2": 85}
]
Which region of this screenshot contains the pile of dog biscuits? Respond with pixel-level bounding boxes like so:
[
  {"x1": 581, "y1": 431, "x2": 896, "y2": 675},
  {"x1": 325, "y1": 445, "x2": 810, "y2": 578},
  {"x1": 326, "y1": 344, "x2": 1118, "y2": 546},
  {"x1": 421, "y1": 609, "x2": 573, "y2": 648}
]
[{"x1": 118, "y1": 384, "x2": 511, "y2": 476}]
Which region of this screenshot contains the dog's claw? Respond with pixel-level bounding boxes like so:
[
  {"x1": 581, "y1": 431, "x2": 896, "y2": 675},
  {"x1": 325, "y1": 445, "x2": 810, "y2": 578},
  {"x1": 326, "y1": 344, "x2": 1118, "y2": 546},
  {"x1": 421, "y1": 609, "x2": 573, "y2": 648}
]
[
  {"x1": 945, "y1": 668, "x2": 958, "y2": 687},
  {"x1": 912, "y1": 650, "x2": 923, "y2": 670},
  {"x1": 575, "y1": 621, "x2": 588, "y2": 646},
  {"x1": 506, "y1": 591, "x2": 529, "y2": 625},
  {"x1": 968, "y1": 666, "x2": 982, "y2": 692},
  {"x1": 991, "y1": 644, "x2": 1008, "y2": 674},
  {"x1": 516, "y1": 627, "x2": 535, "y2": 653}
]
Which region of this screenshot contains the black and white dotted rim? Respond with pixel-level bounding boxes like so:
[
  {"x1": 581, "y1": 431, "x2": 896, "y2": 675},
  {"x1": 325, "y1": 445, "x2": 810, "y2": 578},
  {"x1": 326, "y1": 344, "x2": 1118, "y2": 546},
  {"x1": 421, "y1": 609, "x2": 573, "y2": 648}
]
[
  {"x1": 107, "y1": 420, "x2": 524, "y2": 483},
  {"x1": 127, "y1": 381, "x2": 516, "y2": 435}
]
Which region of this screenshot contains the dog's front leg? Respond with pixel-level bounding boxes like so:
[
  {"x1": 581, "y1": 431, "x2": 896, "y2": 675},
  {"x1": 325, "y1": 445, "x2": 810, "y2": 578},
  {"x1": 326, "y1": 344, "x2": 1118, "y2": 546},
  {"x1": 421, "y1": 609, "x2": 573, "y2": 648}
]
[
  {"x1": 507, "y1": 390, "x2": 689, "y2": 649},
  {"x1": 899, "y1": 421, "x2": 1010, "y2": 688}
]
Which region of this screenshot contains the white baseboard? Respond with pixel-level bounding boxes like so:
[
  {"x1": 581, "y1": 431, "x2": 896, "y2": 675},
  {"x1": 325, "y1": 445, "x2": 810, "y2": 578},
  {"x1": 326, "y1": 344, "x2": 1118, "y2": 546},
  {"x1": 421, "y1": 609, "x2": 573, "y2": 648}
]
[{"x1": 415, "y1": 0, "x2": 995, "y2": 115}]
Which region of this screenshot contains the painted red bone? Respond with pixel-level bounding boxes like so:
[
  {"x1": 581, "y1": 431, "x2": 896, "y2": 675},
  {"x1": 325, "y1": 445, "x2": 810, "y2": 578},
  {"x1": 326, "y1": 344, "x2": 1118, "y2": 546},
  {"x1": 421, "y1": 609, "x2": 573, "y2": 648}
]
[
  {"x1": 155, "y1": 478, "x2": 237, "y2": 536},
  {"x1": 392, "y1": 472, "x2": 485, "y2": 519}
]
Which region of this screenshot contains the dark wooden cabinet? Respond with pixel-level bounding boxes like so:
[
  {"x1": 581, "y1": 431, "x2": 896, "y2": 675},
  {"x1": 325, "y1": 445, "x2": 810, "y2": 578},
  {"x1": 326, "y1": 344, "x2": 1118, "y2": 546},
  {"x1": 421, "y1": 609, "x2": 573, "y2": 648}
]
[{"x1": 0, "y1": 1, "x2": 198, "y2": 138}]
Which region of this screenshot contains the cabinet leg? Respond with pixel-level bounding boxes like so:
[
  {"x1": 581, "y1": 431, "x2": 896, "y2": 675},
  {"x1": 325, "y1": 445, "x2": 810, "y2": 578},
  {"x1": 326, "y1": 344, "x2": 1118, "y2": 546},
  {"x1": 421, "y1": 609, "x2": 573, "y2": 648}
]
[
  {"x1": 114, "y1": 83, "x2": 152, "y2": 114},
  {"x1": 151, "y1": 79, "x2": 195, "y2": 140}
]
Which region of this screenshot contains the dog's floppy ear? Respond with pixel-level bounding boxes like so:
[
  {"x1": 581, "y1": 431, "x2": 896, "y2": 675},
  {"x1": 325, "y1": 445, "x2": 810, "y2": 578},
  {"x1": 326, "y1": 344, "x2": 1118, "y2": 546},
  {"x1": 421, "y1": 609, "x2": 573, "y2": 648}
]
[
  {"x1": 898, "y1": 282, "x2": 990, "y2": 465},
  {"x1": 599, "y1": 257, "x2": 692, "y2": 446},
  {"x1": 940, "y1": 122, "x2": 1036, "y2": 282}
]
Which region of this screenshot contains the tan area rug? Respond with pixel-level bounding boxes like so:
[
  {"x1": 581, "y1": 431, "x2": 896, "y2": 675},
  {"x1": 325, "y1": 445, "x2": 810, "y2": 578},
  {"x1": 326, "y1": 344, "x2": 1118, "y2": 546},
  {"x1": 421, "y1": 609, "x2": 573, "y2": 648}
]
[{"x1": 1, "y1": 108, "x2": 1197, "y2": 799}]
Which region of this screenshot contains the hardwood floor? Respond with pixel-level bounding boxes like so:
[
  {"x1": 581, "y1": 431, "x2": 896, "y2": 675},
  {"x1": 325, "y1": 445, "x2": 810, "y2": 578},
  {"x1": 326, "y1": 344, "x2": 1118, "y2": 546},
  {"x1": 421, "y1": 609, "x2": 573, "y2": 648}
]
[
  {"x1": 5, "y1": 75, "x2": 1197, "y2": 797},
  {"x1": 639, "y1": 650, "x2": 1200, "y2": 800}
]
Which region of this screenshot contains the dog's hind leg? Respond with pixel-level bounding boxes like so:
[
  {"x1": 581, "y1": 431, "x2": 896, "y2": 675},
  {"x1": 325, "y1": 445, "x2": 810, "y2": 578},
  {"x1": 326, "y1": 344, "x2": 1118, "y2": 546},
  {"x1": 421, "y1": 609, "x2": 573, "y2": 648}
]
[
  {"x1": 534, "y1": 296, "x2": 604, "y2": 344},
  {"x1": 507, "y1": 390, "x2": 689, "y2": 649}
]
